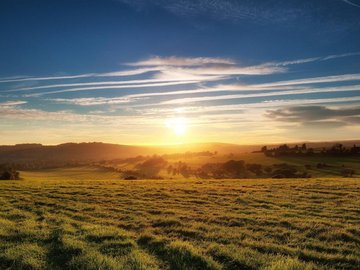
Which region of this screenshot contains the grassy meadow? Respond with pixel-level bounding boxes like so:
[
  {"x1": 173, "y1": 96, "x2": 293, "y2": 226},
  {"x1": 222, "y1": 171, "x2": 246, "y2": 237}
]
[{"x1": 0, "y1": 168, "x2": 359, "y2": 269}]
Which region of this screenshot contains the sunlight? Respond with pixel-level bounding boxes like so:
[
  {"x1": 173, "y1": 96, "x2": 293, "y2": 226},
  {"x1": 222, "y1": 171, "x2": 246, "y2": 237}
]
[{"x1": 166, "y1": 117, "x2": 188, "y2": 136}]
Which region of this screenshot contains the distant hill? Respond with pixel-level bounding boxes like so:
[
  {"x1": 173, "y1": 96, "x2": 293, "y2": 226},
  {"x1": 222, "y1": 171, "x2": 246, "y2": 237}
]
[
  {"x1": 0, "y1": 140, "x2": 359, "y2": 164},
  {"x1": 0, "y1": 143, "x2": 154, "y2": 163},
  {"x1": 0, "y1": 142, "x2": 249, "y2": 163}
]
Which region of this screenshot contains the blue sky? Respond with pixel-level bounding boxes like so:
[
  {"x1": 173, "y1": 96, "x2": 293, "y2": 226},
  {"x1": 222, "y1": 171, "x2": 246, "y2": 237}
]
[{"x1": 0, "y1": 0, "x2": 359, "y2": 145}]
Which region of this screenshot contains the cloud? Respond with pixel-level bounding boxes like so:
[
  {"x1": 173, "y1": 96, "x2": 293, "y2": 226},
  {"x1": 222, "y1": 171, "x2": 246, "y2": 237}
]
[
  {"x1": 0, "y1": 74, "x2": 95, "y2": 84},
  {"x1": 160, "y1": 84, "x2": 360, "y2": 105},
  {"x1": 5, "y1": 56, "x2": 292, "y2": 96},
  {"x1": 128, "y1": 56, "x2": 287, "y2": 80},
  {"x1": 0, "y1": 107, "x2": 160, "y2": 126},
  {"x1": 2, "y1": 55, "x2": 289, "y2": 96},
  {"x1": 128, "y1": 56, "x2": 236, "y2": 66},
  {"x1": 50, "y1": 84, "x2": 360, "y2": 107},
  {"x1": 25, "y1": 80, "x2": 199, "y2": 97},
  {"x1": 117, "y1": 0, "x2": 310, "y2": 24},
  {"x1": 0, "y1": 55, "x2": 281, "y2": 86},
  {"x1": 7, "y1": 72, "x2": 360, "y2": 98},
  {"x1": 134, "y1": 96, "x2": 360, "y2": 115},
  {"x1": 117, "y1": 0, "x2": 360, "y2": 31},
  {"x1": 265, "y1": 105, "x2": 360, "y2": 127},
  {"x1": 41, "y1": 71, "x2": 360, "y2": 105},
  {"x1": 0, "y1": 101, "x2": 27, "y2": 107},
  {"x1": 342, "y1": 0, "x2": 360, "y2": 8},
  {"x1": 51, "y1": 97, "x2": 147, "y2": 106},
  {"x1": 256, "y1": 73, "x2": 360, "y2": 88},
  {"x1": 3, "y1": 53, "x2": 358, "y2": 97},
  {"x1": 265, "y1": 52, "x2": 360, "y2": 67},
  {"x1": 3, "y1": 78, "x2": 195, "y2": 93},
  {"x1": 0, "y1": 68, "x2": 159, "y2": 84}
]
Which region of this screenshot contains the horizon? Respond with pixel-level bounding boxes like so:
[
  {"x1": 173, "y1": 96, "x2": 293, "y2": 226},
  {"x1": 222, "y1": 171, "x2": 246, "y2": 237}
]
[
  {"x1": 2, "y1": 138, "x2": 360, "y2": 148},
  {"x1": 1, "y1": 0, "x2": 359, "y2": 145}
]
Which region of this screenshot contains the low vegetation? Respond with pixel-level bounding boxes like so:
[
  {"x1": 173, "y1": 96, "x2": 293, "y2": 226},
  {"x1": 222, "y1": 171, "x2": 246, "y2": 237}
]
[
  {"x1": 0, "y1": 166, "x2": 20, "y2": 180},
  {"x1": 0, "y1": 172, "x2": 359, "y2": 269}
]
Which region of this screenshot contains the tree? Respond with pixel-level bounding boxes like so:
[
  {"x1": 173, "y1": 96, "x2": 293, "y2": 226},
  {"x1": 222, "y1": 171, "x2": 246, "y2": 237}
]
[
  {"x1": 341, "y1": 168, "x2": 355, "y2": 177},
  {"x1": 301, "y1": 144, "x2": 307, "y2": 151},
  {"x1": 222, "y1": 160, "x2": 246, "y2": 178},
  {"x1": 246, "y1": 163, "x2": 262, "y2": 175},
  {"x1": 136, "y1": 156, "x2": 167, "y2": 177},
  {"x1": 0, "y1": 168, "x2": 20, "y2": 180}
]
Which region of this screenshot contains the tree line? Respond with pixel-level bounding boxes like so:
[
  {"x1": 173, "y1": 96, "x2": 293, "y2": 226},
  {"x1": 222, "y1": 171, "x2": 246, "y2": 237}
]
[{"x1": 260, "y1": 143, "x2": 360, "y2": 157}]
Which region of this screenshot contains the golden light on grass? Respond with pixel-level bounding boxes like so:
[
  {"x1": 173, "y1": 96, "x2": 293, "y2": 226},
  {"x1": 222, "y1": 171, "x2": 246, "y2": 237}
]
[{"x1": 166, "y1": 117, "x2": 188, "y2": 136}]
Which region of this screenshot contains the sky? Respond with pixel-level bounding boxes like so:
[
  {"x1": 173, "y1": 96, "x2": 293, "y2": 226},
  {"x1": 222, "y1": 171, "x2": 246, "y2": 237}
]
[{"x1": 0, "y1": 0, "x2": 360, "y2": 145}]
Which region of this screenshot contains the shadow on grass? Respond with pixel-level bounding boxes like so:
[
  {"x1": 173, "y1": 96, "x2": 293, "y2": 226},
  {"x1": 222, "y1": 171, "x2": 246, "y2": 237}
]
[
  {"x1": 46, "y1": 228, "x2": 82, "y2": 269},
  {"x1": 138, "y1": 234, "x2": 221, "y2": 270}
]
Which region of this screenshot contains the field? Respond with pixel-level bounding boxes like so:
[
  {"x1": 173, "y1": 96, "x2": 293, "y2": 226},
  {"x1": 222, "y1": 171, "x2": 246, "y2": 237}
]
[
  {"x1": 104, "y1": 152, "x2": 360, "y2": 179},
  {"x1": 0, "y1": 169, "x2": 359, "y2": 270}
]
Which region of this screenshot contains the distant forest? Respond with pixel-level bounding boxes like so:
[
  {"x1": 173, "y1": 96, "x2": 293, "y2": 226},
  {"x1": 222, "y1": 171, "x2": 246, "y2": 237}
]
[{"x1": 260, "y1": 143, "x2": 360, "y2": 157}]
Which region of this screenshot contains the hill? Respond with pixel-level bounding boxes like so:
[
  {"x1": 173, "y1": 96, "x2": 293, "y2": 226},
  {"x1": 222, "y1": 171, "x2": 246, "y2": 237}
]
[{"x1": 0, "y1": 140, "x2": 359, "y2": 164}]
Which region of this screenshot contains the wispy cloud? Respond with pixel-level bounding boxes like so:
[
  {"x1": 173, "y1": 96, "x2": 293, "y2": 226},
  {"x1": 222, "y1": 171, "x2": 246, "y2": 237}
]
[
  {"x1": 3, "y1": 78, "x2": 196, "y2": 93},
  {"x1": 0, "y1": 74, "x2": 95, "y2": 84},
  {"x1": 7, "y1": 72, "x2": 360, "y2": 99},
  {"x1": 48, "y1": 84, "x2": 360, "y2": 107},
  {"x1": 0, "y1": 68, "x2": 159, "y2": 84},
  {"x1": 266, "y1": 105, "x2": 360, "y2": 127},
  {"x1": 0, "y1": 107, "x2": 159, "y2": 126},
  {"x1": 0, "y1": 56, "x2": 282, "y2": 85},
  {"x1": 135, "y1": 96, "x2": 360, "y2": 116},
  {"x1": 342, "y1": 0, "x2": 360, "y2": 8},
  {"x1": 265, "y1": 52, "x2": 360, "y2": 67},
  {"x1": 25, "y1": 80, "x2": 199, "y2": 97},
  {"x1": 160, "y1": 85, "x2": 360, "y2": 105},
  {"x1": 3, "y1": 52, "x2": 358, "y2": 96},
  {"x1": 127, "y1": 56, "x2": 236, "y2": 66},
  {"x1": 256, "y1": 73, "x2": 360, "y2": 87},
  {"x1": 51, "y1": 97, "x2": 147, "y2": 106},
  {"x1": 118, "y1": 0, "x2": 360, "y2": 32},
  {"x1": 0, "y1": 100, "x2": 27, "y2": 107}
]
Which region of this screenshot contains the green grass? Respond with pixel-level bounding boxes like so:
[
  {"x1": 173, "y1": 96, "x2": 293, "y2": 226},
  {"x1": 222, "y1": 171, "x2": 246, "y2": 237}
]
[{"x1": 0, "y1": 170, "x2": 359, "y2": 269}]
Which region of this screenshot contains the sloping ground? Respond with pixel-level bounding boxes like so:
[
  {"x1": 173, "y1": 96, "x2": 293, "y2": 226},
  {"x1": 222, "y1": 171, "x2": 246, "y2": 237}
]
[
  {"x1": 21, "y1": 166, "x2": 122, "y2": 181},
  {"x1": 0, "y1": 142, "x2": 255, "y2": 164},
  {"x1": 0, "y1": 175, "x2": 359, "y2": 269}
]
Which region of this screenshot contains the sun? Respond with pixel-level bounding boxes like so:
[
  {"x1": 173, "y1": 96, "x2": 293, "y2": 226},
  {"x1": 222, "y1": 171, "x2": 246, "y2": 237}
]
[{"x1": 166, "y1": 117, "x2": 187, "y2": 136}]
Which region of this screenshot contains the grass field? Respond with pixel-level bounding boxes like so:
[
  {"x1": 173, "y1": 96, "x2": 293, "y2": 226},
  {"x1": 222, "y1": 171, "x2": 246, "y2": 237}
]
[{"x1": 0, "y1": 169, "x2": 359, "y2": 269}]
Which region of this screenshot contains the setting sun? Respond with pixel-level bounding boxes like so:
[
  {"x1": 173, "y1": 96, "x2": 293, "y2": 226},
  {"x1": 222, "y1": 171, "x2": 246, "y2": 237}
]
[{"x1": 166, "y1": 117, "x2": 188, "y2": 136}]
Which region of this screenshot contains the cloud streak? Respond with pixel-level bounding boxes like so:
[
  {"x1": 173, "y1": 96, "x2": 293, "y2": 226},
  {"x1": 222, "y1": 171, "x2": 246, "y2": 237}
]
[
  {"x1": 266, "y1": 105, "x2": 360, "y2": 127},
  {"x1": 0, "y1": 101, "x2": 27, "y2": 107},
  {"x1": 342, "y1": 0, "x2": 360, "y2": 8},
  {"x1": 51, "y1": 97, "x2": 147, "y2": 106},
  {"x1": 160, "y1": 85, "x2": 360, "y2": 105},
  {"x1": 25, "y1": 80, "x2": 200, "y2": 97},
  {"x1": 128, "y1": 56, "x2": 236, "y2": 66}
]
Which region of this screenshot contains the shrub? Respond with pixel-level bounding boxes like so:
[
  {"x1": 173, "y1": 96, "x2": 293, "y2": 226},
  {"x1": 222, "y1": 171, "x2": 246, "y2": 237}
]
[
  {"x1": 341, "y1": 168, "x2": 355, "y2": 177},
  {"x1": 124, "y1": 176, "x2": 138, "y2": 180},
  {"x1": 0, "y1": 168, "x2": 20, "y2": 180}
]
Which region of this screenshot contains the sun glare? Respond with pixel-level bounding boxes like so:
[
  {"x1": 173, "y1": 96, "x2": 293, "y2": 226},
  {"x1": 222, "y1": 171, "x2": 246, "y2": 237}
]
[{"x1": 166, "y1": 117, "x2": 187, "y2": 136}]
